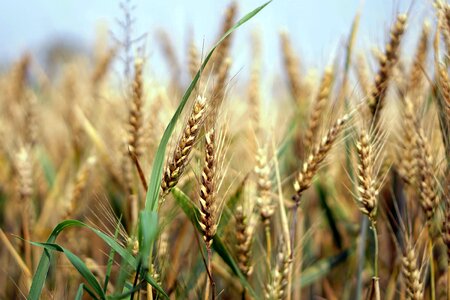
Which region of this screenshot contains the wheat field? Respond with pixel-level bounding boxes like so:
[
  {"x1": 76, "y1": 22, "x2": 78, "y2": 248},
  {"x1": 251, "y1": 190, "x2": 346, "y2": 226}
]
[{"x1": 0, "y1": 1, "x2": 449, "y2": 299}]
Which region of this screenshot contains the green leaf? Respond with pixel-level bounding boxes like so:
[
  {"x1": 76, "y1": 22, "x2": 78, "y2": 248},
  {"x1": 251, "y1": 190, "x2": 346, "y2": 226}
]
[
  {"x1": 315, "y1": 182, "x2": 342, "y2": 249},
  {"x1": 138, "y1": 210, "x2": 158, "y2": 269},
  {"x1": 218, "y1": 175, "x2": 247, "y2": 233},
  {"x1": 29, "y1": 241, "x2": 105, "y2": 299},
  {"x1": 28, "y1": 220, "x2": 168, "y2": 300},
  {"x1": 171, "y1": 187, "x2": 258, "y2": 298},
  {"x1": 75, "y1": 283, "x2": 84, "y2": 300},
  {"x1": 298, "y1": 248, "x2": 351, "y2": 287},
  {"x1": 144, "y1": 0, "x2": 272, "y2": 213},
  {"x1": 103, "y1": 216, "x2": 121, "y2": 292},
  {"x1": 37, "y1": 147, "x2": 56, "y2": 187},
  {"x1": 108, "y1": 280, "x2": 147, "y2": 300}
]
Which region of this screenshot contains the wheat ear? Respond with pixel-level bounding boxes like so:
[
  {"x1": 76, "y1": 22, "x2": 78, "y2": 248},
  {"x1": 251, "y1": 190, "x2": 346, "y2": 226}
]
[
  {"x1": 265, "y1": 243, "x2": 290, "y2": 300},
  {"x1": 235, "y1": 205, "x2": 254, "y2": 278},
  {"x1": 368, "y1": 14, "x2": 406, "y2": 124},
  {"x1": 209, "y1": 2, "x2": 237, "y2": 74},
  {"x1": 293, "y1": 113, "x2": 351, "y2": 203},
  {"x1": 92, "y1": 47, "x2": 116, "y2": 90},
  {"x1": 402, "y1": 243, "x2": 424, "y2": 300},
  {"x1": 304, "y1": 67, "x2": 333, "y2": 151},
  {"x1": 16, "y1": 148, "x2": 34, "y2": 270},
  {"x1": 255, "y1": 147, "x2": 275, "y2": 222},
  {"x1": 161, "y1": 95, "x2": 207, "y2": 196},
  {"x1": 415, "y1": 129, "x2": 439, "y2": 223},
  {"x1": 199, "y1": 129, "x2": 218, "y2": 248},
  {"x1": 355, "y1": 130, "x2": 378, "y2": 222},
  {"x1": 280, "y1": 31, "x2": 302, "y2": 104},
  {"x1": 127, "y1": 58, "x2": 144, "y2": 160},
  {"x1": 398, "y1": 97, "x2": 419, "y2": 185},
  {"x1": 408, "y1": 22, "x2": 430, "y2": 96}
]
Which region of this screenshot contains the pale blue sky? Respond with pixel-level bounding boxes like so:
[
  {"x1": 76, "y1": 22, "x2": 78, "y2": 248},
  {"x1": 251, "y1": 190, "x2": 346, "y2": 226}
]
[{"x1": 0, "y1": 0, "x2": 434, "y2": 79}]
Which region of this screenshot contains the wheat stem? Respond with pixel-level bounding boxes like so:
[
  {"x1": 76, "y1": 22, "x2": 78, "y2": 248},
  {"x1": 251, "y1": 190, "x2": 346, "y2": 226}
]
[{"x1": 430, "y1": 239, "x2": 436, "y2": 300}]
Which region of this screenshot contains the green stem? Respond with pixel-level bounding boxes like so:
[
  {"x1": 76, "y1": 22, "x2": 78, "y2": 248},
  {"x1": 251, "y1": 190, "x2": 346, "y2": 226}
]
[
  {"x1": 371, "y1": 220, "x2": 380, "y2": 300},
  {"x1": 372, "y1": 222, "x2": 378, "y2": 278}
]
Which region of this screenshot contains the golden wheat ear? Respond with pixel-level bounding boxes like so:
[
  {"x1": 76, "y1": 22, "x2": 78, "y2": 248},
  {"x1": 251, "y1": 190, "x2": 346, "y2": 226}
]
[
  {"x1": 368, "y1": 14, "x2": 407, "y2": 125},
  {"x1": 293, "y1": 112, "x2": 352, "y2": 203},
  {"x1": 265, "y1": 241, "x2": 290, "y2": 300},
  {"x1": 127, "y1": 58, "x2": 144, "y2": 161},
  {"x1": 407, "y1": 22, "x2": 430, "y2": 97},
  {"x1": 280, "y1": 30, "x2": 302, "y2": 105},
  {"x1": 436, "y1": 63, "x2": 450, "y2": 158},
  {"x1": 235, "y1": 204, "x2": 254, "y2": 278},
  {"x1": 91, "y1": 47, "x2": 116, "y2": 92},
  {"x1": 415, "y1": 129, "x2": 439, "y2": 224},
  {"x1": 207, "y1": 2, "x2": 237, "y2": 76},
  {"x1": 354, "y1": 130, "x2": 379, "y2": 223},
  {"x1": 248, "y1": 31, "x2": 262, "y2": 139},
  {"x1": 397, "y1": 97, "x2": 419, "y2": 186},
  {"x1": 304, "y1": 66, "x2": 333, "y2": 152},
  {"x1": 160, "y1": 95, "x2": 207, "y2": 197},
  {"x1": 402, "y1": 243, "x2": 424, "y2": 300},
  {"x1": 199, "y1": 128, "x2": 218, "y2": 248},
  {"x1": 255, "y1": 146, "x2": 275, "y2": 223}
]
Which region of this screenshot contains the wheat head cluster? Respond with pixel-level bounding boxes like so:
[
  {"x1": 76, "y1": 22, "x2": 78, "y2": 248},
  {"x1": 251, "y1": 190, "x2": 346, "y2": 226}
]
[{"x1": 0, "y1": 1, "x2": 449, "y2": 300}]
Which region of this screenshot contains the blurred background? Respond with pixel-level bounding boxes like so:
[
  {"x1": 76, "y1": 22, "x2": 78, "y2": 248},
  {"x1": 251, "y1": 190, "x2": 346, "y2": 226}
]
[{"x1": 0, "y1": 0, "x2": 433, "y2": 81}]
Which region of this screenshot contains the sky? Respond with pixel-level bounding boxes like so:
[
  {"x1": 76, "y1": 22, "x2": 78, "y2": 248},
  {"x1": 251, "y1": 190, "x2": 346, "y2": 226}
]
[{"x1": 0, "y1": 0, "x2": 435, "y2": 81}]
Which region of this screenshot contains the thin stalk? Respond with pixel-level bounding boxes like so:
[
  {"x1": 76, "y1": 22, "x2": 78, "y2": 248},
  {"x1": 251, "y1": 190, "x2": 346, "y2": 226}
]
[
  {"x1": 22, "y1": 212, "x2": 32, "y2": 270},
  {"x1": 372, "y1": 222, "x2": 378, "y2": 279},
  {"x1": 265, "y1": 223, "x2": 272, "y2": 269},
  {"x1": 447, "y1": 265, "x2": 450, "y2": 300},
  {"x1": 371, "y1": 220, "x2": 380, "y2": 300},
  {"x1": 0, "y1": 228, "x2": 31, "y2": 278},
  {"x1": 147, "y1": 246, "x2": 154, "y2": 300},
  {"x1": 293, "y1": 209, "x2": 304, "y2": 300},
  {"x1": 129, "y1": 147, "x2": 148, "y2": 191},
  {"x1": 204, "y1": 247, "x2": 215, "y2": 300},
  {"x1": 356, "y1": 217, "x2": 368, "y2": 300},
  {"x1": 290, "y1": 202, "x2": 300, "y2": 254},
  {"x1": 429, "y1": 239, "x2": 435, "y2": 300}
]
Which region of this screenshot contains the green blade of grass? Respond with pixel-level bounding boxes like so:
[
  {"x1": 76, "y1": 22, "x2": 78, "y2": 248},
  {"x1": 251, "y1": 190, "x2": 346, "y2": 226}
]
[
  {"x1": 103, "y1": 216, "x2": 122, "y2": 292},
  {"x1": 218, "y1": 175, "x2": 247, "y2": 234},
  {"x1": 75, "y1": 283, "x2": 84, "y2": 300},
  {"x1": 144, "y1": 0, "x2": 272, "y2": 212},
  {"x1": 29, "y1": 241, "x2": 105, "y2": 299},
  {"x1": 171, "y1": 187, "x2": 257, "y2": 298},
  {"x1": 108, "y1": 282, "x2": 148, "y2": 300},
  {"x1": 298, "y1": 248, "x2": 351, "y2": 288},
  {"x1": 138, "y1": 210, "x2": 158, "y2": 270},
  {"x1": 37, "y1": 147, "x2": 56, "y2": 187},
  {"x1": 315, "y1": 182, "x2": 343, "y2": 249},
  {"x1": 28, "y1": 220, "x2": 168, "y2": 299}
]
